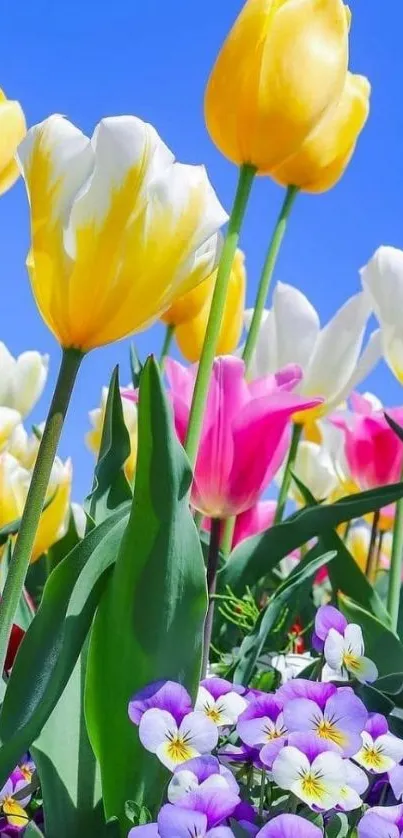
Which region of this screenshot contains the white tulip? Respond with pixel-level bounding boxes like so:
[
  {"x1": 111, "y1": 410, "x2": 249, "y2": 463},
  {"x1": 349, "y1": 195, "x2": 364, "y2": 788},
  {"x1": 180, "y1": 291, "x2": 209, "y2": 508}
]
[
  {"x1": 360, "y1": 245, "x2": 403, "y2": 383},
  {"x1": 0, "y1": 342, "x2": 48, "y2": 416}
]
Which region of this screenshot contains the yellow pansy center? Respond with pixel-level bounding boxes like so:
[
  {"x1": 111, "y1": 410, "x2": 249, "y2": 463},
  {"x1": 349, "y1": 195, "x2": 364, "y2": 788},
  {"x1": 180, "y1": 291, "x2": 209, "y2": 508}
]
[
  {"x1": 20, "y1": 765, "x2": 33, "y2": 782},
  {"x1": 316, "y1": 719, "x2": 345, "y2": 748},
  {"x1": 361, "y1": 745, "x2": 385, "y2": 770},
  {"x1": 301, "y1": 771, "x2": 327, "y2": 803},
  {"x1": 342, "y1": 651, "x2": 361, "y2": 672},
  {"x1": 205, "y1": 705, "x2": 222, "y2": 724},
  {"x1": 166, "y1": 736, "x2": 194, "y2": 763},
  {"x1": 264, "y1": 720, "x2": 286, "y2": 741}
]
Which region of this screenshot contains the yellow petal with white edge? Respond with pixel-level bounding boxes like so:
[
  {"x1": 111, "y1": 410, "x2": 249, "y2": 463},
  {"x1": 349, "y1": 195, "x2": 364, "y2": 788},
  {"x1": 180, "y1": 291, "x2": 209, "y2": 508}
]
[
  {"x1": 17, "y1": 116, "x2": 94, "y2": 345},
  {"x1": 32, "y1": 458, "x2": 72, "y2": 561},
  {"x1": 79, "y1": 162, "x2": 228, "y2": 350},
  {"x1": 62, "y1": 116, "x2": 175, "y2": 349},
  {"x1": 2, "y1": 798, "x2": 29, "y2": 827},
  {"x1": 0, "y1": 93, "x2": 26, "y2": 174}
]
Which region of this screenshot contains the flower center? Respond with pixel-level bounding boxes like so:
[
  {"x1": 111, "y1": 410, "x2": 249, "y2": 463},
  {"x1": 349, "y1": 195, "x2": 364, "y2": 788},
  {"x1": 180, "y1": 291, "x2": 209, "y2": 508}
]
[
  {"x1": 362, "y1": 745, "x2": 384, "y2": 770},
  {"x1": 342, "y1": 651, "x2": 360, "y2": 671},
  {"x1": 300, "y1": 771, "x2": 326, "y2": 802},
  {"x1": 20, "y1": 765, "x2": 32, "y2": 782},
  {"x1": 316, "y1": 719, "x2": 345, "y2": 747},
  {"x1": 205, "y1": 705, "x2": 222, "y2": 724},
  {"x1": 166, "y1": 737, "x2": 193, "y2": 763}
]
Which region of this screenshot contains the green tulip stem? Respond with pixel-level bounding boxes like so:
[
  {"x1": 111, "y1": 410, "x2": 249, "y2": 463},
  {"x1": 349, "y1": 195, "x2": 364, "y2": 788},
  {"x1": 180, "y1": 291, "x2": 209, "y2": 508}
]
[
  {"x1": 366, "y1": 509, "x2": 380, "y2": 585},
  {"x1": 242, "y1": 185, "x2": 299, "y2": 372},
  {"x1": 274, "y1": 422, "x2": 303, "y2": 525},
  {"x1": 201, "y1": 517, "x2": 222, "y2": 678},
  {"x1": 159, "y1": 324, "x2": 175, "y2": 366},
  {"x1": 0, "y1": 348, "x2": 83, "y2": 675},
  {"x1": 388, "y1": 490, "x2": 403, "y2": 630},
  {"x1": 184, "y1": 164, "x2": 256, "y2": 468}
]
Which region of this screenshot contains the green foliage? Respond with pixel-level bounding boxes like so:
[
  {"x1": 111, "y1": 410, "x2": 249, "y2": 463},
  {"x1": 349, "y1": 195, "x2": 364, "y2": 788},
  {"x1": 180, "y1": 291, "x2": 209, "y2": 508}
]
[{"x1": 85, "y1": 357, "x2": 207, "y2": 834}]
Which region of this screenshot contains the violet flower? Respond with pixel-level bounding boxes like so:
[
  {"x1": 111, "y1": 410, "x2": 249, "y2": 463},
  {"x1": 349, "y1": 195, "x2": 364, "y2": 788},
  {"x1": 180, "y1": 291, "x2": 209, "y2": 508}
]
[
  {"x1": 353, "y1": 714, "x2": 403, "y2": 774},
  {"x1": 168, "y1": 756, "x2": 238, "y2": 804},
  {"x1": 195, "y1": 678, "x2": 247, "y2": 727},
  {"x1": 358, "y1": 804, "x2": 403, "y2": 838},
  {"x1": 257, "y1": 814, "x2": 323, "y2": 838},
  {"x1": 282, "y1": 684, "x2": 368, "y2": 756},
  {"x1": 237, "y1": 694, "x2": 287, "y2": 769},
  {"x1": 271, "y1": 732, "x2": 344, "y2": 811}
]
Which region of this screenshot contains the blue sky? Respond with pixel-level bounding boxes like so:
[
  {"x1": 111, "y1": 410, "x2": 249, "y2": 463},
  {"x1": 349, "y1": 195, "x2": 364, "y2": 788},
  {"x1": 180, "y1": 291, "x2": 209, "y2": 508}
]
[{"x1": 0, "y1": 0, "x2": 402, "y2": 500}]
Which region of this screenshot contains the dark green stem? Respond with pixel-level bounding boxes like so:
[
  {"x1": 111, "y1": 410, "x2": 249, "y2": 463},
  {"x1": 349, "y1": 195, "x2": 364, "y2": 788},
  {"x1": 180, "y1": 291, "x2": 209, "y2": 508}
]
[
  {"x1": 185, "y1": 164, "x2": 256, "y2": 468},
  {"x1": 388, "y1": 490, "x2": 403, "y2": 630},
  {"x1": 274, "y1": 423, "x2": 303, "y2": 524},
  {"x1": 243, "y1": 186, "x2": 298, "y2": 371},
  {"x1": 0, "y1": 348, "x2": 83, "y2": 675},
  {"x1": 201, "y1": 518, "x2": 222, "y2": 678}
]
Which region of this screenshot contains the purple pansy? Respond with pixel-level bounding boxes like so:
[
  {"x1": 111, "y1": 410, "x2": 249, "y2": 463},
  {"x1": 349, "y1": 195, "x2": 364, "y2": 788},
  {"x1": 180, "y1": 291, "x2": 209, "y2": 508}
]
[
  {"x1": 129, "y1": 806, "x2": 235, "y2": 838},
  {"x1": 337, "y1": 759, "x2": 369, "y2": 811},
  {"x1": 139, "y1": 707, "x2": 218, "y2": 771},
  {"x1": 390, "y1": 765, "x2": 403, "y2": 801},
  {"x1": 282, "y1": 685, "x2": 367, "y2": 757},
  {"x1": 272, "y1": 732, "x2": 344, "y2": 811},
  {"x1": 129, "y1": 681, "x2": 193, "y2": 726},
  {"x1": 196, "y1": 679, "x2": 247, "y2": 727},
  {"x1": 313, "y1": 605, "x2": 348, "y2": 652},
  {"x1": 353, "y1": 714, "x2": 403, "y2": 774},
  {"x1": 219, "y1": 743, "x2": 263, "y2": 771},
  {"x1": 257, "y1": 813, "x2": 323, "y2": 838},
  {"x1": 358, "y1": 805, "x2": 403, "y2": 838},
  {"x1": 276, "y1": 680, "x2": 336, "y2": 709},
  {"x1": 237, "y1": 694, "x2": 287, "y2": 767},
  {"x1": 168, "y1": 756, "x2": 238, "y2": 803}
]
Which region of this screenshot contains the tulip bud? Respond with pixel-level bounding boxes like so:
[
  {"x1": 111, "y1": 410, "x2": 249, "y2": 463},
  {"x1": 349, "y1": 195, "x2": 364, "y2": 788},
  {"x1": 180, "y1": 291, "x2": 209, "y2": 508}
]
[
  {"x1": 0, "y1": 453, "x2": 71, "y2": 562},
  {"x1": 0, "y1": 89, "x2": 26, "y2": 195},
  {"x1": 205, "y1": 0, "x2": 350, "y2": 174},
  {"x1": 272, "y1": 73, "x2": 370, "y2": 192},
  {"x1": 87, "y1": 386, "x2": 138, "y2": 482},
  {"x1": 175, "y1": 249, "x2": 246, "y2": 363},
  {"x1": 18, "y1": 115, "x2": 227, "y2": 351}
]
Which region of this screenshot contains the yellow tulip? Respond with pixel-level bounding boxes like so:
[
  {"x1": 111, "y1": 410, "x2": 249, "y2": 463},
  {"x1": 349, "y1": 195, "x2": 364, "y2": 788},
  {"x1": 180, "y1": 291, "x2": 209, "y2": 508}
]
[
  {"x1": 175, "y1": 249, "x2": 246, "y2": 362},
  {"x1": 205, "y1": 0, "x2": 349, "y2": 174},
  {"x1": 0, "y1": 453, "x2": 71, "y2": 562},
  {"x1": 0, "y1": 89, "x2": 26, "y2": 196},
  {"x1": 18, "y1": 115, "x2": 227, "y2": 351},
  {"x1": 272, "y1": 73, "x2": 370, "y2": 192},
  {"x1": 87, "y1": 387, "x2": 138, "y2": 483}
]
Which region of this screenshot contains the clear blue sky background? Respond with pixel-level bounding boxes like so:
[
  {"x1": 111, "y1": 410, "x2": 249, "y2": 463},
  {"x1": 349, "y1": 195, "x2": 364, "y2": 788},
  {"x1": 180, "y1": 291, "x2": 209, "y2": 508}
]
[{"x1": 0, "y1": 0, "x2": 402, "y2": 501}]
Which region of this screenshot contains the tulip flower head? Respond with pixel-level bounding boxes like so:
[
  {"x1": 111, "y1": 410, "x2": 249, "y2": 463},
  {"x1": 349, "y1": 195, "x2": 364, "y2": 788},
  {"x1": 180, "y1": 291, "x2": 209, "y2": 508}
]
[
  {"x1": 333, "y1": 401, "x2": 403, "y2": 491},
  {"x1": 0, "y1": 89, "x2": 26, "y2": 196},
  {"x1": 245, "y1": 283, "x2": 381, "y2": 419},
  {"x1": 353, "y1": 714, "x2": 403, "y2": 774},
  {"x1": 166, "y1": 356, "x2": 322, "y2": 518},
  {"x1": 18, "y1": 115, "x2": 227, "y2": 351},
  {"x1": 232, "y1": 500, "x2": 277, "y2": 549},
  {"x1": 161, "y1": 240, "x2": 221, "y2": 328},
  {"x1": 361, "y1": 246, "x2": 403, "y2": 384},
  {"x1": 205, "y1": 0, "x2": 350, "y2": 174},
  {"x1": 87, "y1": 385, "x2": 138, "y2": 482},
  {"x1": 175, "y1": 249, "x2": 246, "y2": 363},
  {"x1": 0, "y1": 343, "x2": 48, "y2": 418},
  {"x1": 276, "y1": 439, "x2": 339, "y2": 503},
  {"x1": 272, "y1": 72, "x2": 371, "y2": 193}
]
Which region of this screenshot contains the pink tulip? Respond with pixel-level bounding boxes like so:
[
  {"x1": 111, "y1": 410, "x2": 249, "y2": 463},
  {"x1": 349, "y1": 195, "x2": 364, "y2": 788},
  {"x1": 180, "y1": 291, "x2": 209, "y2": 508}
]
[
  {"x1": 165, "y1": 356, "x2": 322, "y2": 518},
  {"x1": 333, "y1": 395, "x2": 403, "y2": 490},
  {"x1": 233, "y1": 500, "x2": 277, "y2": 548}
]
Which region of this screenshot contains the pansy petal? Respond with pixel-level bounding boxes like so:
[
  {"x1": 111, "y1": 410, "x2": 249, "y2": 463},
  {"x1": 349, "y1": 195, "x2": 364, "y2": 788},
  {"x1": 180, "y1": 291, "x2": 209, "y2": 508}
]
[
  {"x1": 352, "y1": 656, "x2": 378, "y2": 685},
  {"x1": 168, "y1": 769, "x2": 199, "y2": 803},
  {"x1": 324, "y1": 629, "x2": 345, "y2": 671},
  {"x1": 216, "y1": 692, "x2": 248, "y2": 725},
  {"x1": 358, "y1": 811, "x2": 400, "y2": 838},
  {"x1": 180, "y1": 785, "x2": 240, "y2": 828},
  {"x1": 272, "y1": 746, "x2": 310, "y2": 791},
  {"x1": 258, "y1": 814, "x2": 323, "y2": 838},
  {"x1": 179, "y1": 711, "x2": 219, "y2": 753},
  {"x1": 129, "y1": 825, "x2": 160, "y2": 838},
  {"x1": 158, "y1": 804, "x2": 207, "y2": 838},
  {"x1": 139, "y1": 708, "x2": 177, "y2": 752},
  {"x1": 315, "y1": 605, "x2": 347, "y2": 641}
]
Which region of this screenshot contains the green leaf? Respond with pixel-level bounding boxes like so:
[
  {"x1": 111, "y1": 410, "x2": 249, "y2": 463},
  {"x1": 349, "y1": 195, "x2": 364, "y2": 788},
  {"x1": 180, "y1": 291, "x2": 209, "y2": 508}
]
[
  {"x1": 85, "y1": 366, "x2": 132, "y2": 526},
  {"x1": 129, "y1": 343, "x2": 143, "y2": 389},
  {"x1": 338, "y1": 593, "x2": 403, "y2": 679},
  {"x1": 325, "y1": 813, "x2": 349, "y2": 838},
  {"x1": 223, "y1": 482, "x2": 403, "y2": 595},
  {"x1": 85, "y1": 357, "x2": 207, "y2": 833},
  {"x1": 233, "y1": 548, "x2": 336, "y2": 685},
  {"x1": 323, "y1": 530, "x2": 390, "y2": 625},
  {"x1": 46, "y1": 508, "x2": 82, "y2": 573},
  {"x1": 355, "y1": 683, "x2": 395, "y2": 715},
  {"x1": 0, "y1": 505, "x2": 129, "y2": 786},
  {"x1": 23, "y1": 823, "x2": 45, "y2": 837},
  {"x1": 31, "y1": 654, "x2": 105, "y2": 838}
]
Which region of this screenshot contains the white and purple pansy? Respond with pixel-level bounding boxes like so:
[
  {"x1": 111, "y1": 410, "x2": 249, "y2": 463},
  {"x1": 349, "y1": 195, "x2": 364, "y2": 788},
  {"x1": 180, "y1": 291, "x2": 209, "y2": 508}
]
[
  {"x1": 358, "y1": 804, "x2": 403, "y2": 838},
  {"x1": 237, "y1": 694, "x2": 287, "y2": 768},
  {"x1": 353, "y1": 714, "x2": 403, "y2": 774},
  {"x1": 256, "y1": 813, "x2": 323, "y2": 838},
  {"x1": 128, "y1": 681, "x2": 193, "y2": 726},
  {"x1": 129, "y1": 780, "x2": 240, "y2": 838},
  {"x1": 324, "y1": 621, "x2": 378, "y2": 684},
  {"x1": 271, "y1": 732, "x2": 344, "y2": 811},
  {"x1": 195, "y1": 678, "x2": 248, "y2": 727},
  {"x1": 138, "y1": 707, "x2": 218, "y2": 771},
  {"x1": 168, "y1": 756, "x2": 239, "y2": 803},
  {"x1": 313, "y1": 605, "x2": 348, "y2": 653},
  {"x1": 282, "y1": 684, "x2": 368, "y2": 757}
]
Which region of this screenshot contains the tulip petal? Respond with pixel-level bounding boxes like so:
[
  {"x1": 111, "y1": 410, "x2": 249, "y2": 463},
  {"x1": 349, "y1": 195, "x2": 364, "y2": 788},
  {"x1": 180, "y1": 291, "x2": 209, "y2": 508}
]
[{"x1": 272, "y1": 282, "x2": 320, "y2": 372}]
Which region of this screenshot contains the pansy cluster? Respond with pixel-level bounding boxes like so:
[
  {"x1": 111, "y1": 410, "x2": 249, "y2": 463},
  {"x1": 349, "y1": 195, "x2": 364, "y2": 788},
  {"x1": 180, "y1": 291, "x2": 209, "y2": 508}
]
[
  {"x1": 127, "y1": 606, "x2": 403, "y2": 838},
  {"x1": 0, "y1": 754, "x2": 40, "y2": 835}
]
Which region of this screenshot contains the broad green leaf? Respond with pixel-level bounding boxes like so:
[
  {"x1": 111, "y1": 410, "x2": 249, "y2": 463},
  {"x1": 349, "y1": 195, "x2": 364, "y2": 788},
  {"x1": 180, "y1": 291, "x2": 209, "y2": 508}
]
[
  {"x1": 223, "y1": 482, "x2": 403, "y2": 595},
  {"x1": 338, "y1": 594, "x2": 403, "y2": 679},
  {"x1": 85, "y1": 366, "x2": 132, "y2": 526},
  {"x1": 0, "y1": 505, "x2": 129, "y2": 786},
  {"x1": 356, "y1": 683, "x2": 395, "y2": 715},
  {"x1": 322, "y1": 531, "x2": 390, "y2": 625},
  {"x1": 233, "y1": 548, "x2": 336, "y2": 685},
  {"x1": 31, "y1": 655, "x2": 104, "y2": 838},
  {"x1": 46, "y1": 508, "x2": 82, "y2": 572},
  {"x1": 24, "y1": 824, "x2": 45, "y2": 837},
  {"x1": 129, "y1": 343, "x2": 143, "y2": 389},
  {"x1": 0, "y1": 541, "x2": 35, "y2": 630},
  {"x1": 85, "y1": 357, "x2": 207, "y2": 833}
]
